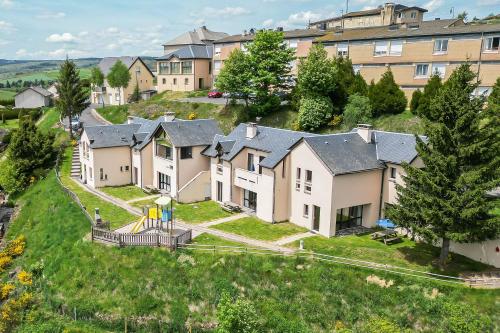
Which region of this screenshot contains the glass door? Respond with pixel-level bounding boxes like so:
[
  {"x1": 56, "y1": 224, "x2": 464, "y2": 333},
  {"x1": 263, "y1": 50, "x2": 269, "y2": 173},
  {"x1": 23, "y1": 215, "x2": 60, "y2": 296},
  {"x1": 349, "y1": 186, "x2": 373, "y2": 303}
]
[
  {"x1": 243, "y1": 190, "x2": 257, "y2": 211},
  {"x1": 313, "y1": 205, "x2": 320, "y2": 231}
]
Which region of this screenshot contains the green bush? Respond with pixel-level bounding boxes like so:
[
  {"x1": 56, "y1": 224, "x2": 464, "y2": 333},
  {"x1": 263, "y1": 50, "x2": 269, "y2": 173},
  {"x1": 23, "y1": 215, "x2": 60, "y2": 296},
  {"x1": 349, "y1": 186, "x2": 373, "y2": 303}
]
[
  {"x1": 250, "y1": 94, "x2": 281, "y2": 116},
  {"x1": 362, "y1": 317, "x2": 403, "y2": 333},
  {"x1": 442, "y1": 302, "x2": 493, "y2": 333},
  {"x1": 0, "y1": 107, "x2": 42, "y2": 121},
  {"x1": 298, "y1": 95, "x2": 333, "y2": 131},
  {"x1": 368, "y1": 70, "x2": 407, "y2": 116},
  {"x1": 343, "y1": 94, "x2": 372, "y2": 129},
  {"x1": 216, "y1": 291, "x2": 259, "y2": 333},
  {"x1": 0, "y1": 99, "x2": 15, "y2": 107},
  {"x1": 410, "y1": 89, "x2": 422, "y2": 113}
]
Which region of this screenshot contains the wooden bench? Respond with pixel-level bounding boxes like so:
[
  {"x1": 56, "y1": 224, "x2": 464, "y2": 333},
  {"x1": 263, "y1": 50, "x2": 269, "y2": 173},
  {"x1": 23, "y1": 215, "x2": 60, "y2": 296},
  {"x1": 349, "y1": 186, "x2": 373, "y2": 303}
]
[{"x1": 383, "y1": 237, "x2": 402, "y2": 245}]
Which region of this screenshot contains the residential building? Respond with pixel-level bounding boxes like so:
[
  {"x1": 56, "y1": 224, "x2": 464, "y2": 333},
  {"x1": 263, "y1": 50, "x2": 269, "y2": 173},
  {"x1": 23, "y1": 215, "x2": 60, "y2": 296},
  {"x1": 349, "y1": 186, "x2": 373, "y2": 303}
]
[
  {"x1": 156, "y1": 45, "x2": 213, "y2": 92},
  {"x1": 90, "y1": 56, "x2": 155, "y2": 106},
  {"x1": 309, "y1": 3, "x2": 427, "y2": 30},
  {"x1": 316, "y1": 18, "x2": 500, "y2": 100},
  {"x1": 211, "y1": 28, "x2": 327, "y2": 85},
  {"x1": 47, "y1": 83, "x2": 59, "y2": 99},
  {"x1": 162, "y1": 26, "x2": 228, "y2": 54},
  {"x1": 79, "y1": 113, "x2": 222, "y2": 203},
  {"x1": 14, "y1": 86, "x2": 52, "y2": 108}
]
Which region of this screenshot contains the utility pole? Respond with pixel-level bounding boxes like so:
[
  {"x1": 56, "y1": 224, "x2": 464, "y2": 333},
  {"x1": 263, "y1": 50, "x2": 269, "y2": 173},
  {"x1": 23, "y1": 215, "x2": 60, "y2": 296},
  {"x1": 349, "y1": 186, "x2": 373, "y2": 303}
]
[{"x1": 346, "y1": 0, "x2": 349, "y2": 15}]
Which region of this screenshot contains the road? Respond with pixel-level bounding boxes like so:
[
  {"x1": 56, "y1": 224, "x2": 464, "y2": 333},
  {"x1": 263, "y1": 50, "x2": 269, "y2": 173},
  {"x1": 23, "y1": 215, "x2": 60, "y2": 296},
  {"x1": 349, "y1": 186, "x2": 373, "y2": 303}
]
[
  {"x1": 61, "y1": 104, "x2": 108, "y2": 129},
  {"x1": 176, "y1": 97, "x2": 244, "y2": 105}
]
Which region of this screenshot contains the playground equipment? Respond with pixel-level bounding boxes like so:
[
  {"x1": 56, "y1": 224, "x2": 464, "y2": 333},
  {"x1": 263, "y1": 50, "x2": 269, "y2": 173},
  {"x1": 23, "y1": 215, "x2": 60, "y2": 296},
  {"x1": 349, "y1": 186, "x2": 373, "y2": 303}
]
[{"x1": 131, "y1": 196, "x2": 174, "y2": 234}]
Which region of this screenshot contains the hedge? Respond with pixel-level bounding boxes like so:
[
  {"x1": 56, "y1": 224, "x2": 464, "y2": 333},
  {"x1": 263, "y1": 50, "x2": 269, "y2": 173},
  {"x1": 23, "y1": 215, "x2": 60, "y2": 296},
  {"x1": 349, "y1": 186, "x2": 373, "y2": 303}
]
[
  {"x1": 0, "y1": 99, "x2": 15, "y2": 107},
  {"x1": 0, "y1": 107, "x2": 43, "y2": 121}
]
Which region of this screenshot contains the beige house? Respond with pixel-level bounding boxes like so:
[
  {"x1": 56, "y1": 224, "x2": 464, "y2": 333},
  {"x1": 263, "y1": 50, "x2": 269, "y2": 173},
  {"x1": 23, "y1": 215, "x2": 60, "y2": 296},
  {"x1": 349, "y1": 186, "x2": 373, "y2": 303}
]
[
  {"x1": 309, "y1": 3, "x2": 427, "y2": 30},
  {"x1": 162, "y1": 26, "x2": 228, "y2": 55},
  {"x1": 14, "y1": 86, "x2": 52, "y2": 108},
  {"x1": 91, "y1": 56, "x2": 155, "y2": 106}
]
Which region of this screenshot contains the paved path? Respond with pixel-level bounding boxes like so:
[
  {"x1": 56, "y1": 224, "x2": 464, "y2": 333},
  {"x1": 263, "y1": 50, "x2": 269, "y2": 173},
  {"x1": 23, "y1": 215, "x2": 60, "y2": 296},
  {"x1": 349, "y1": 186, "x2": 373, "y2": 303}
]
[
  {"x1": 198, "y1": 213, "x2": 247, "y2": 227},
  {"x1": 126, "y1": 194, "x2": 160, "y2": 204},
  {"x1": 274, "y1": 231, "x2": 316, "y2": 246},
  {"x1": 61, "y1": 104, "x2": 108, "y2": 128},
  {"x1": 176, "y1": 97, "x2": 242, "y2": 105}
]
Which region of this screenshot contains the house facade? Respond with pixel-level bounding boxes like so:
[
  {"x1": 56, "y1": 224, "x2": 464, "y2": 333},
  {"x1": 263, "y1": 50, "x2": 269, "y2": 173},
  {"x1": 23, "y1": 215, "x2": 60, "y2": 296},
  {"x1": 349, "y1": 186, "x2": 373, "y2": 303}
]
[
  {"x1": 14, "y1": 86, "x2": 52, "y2": 108},
  {"x1": 90, "y1": 56, "x2": 155, "y2": 106}
]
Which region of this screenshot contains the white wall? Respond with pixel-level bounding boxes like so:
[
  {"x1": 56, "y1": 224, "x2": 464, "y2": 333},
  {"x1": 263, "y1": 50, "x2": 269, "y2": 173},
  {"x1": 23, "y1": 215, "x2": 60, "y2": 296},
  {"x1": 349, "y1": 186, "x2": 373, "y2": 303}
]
[{"x1": 449, "y1": 239, "x2": 500, "y2": 268}]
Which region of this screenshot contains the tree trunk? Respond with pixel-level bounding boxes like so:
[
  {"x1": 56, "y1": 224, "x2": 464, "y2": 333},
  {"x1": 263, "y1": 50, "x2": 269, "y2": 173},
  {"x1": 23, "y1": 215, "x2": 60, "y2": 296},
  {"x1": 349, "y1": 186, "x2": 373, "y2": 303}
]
[
  {"x1": 68, "y1": 113, "x2": 73, "y2": 139},
  {"x1": 439, "y1": 237, "x2": 450, "y2": 269}
]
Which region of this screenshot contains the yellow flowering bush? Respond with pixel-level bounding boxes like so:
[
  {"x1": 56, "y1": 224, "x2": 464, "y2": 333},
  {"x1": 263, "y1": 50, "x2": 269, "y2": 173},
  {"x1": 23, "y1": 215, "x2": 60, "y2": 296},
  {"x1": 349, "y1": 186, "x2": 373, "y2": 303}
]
[
  {"x1": 4, "y1": 235, "x2": 26, "y2": 257},
  {"x1": 188, "y1": 112, "x2": 197, "y2": 120},
  {"x1": 0, "y1": 254, "x2": 12, "y2": 271},
  {"x1": 0, "y1": 283, "x2": 15, "y2": 300},
  {"x1": 17, "y1": 271, "x2": 32, "y2": 286},
  {"x1": 0, "y1": 292, "x2": 32, "y2": 333},
  {"x1": 71, "y1": 139, "x2": 78, "y2": 146}
]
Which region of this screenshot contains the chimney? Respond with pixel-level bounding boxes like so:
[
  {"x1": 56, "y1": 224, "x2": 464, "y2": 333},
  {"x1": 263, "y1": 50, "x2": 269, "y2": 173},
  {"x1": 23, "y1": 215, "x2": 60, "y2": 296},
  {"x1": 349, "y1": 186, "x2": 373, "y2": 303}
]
[
  {"x1": 163, "y1": 111, "x2": 175, "y2": 122},
  {"x1": 127, "y1": 116, "x2": 134, "y2": 124},
  {"x1": 357, "y1": 124, "x2": 373, "y2": 143},
  {"x1": 246, "y1": 123, "x2": 257, "y2": 139}
]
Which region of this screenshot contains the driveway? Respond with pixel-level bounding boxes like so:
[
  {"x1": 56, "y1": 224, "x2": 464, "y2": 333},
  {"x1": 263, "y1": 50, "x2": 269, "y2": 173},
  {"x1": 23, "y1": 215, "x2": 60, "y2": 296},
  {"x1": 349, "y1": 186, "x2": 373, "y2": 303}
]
[
  {"x1": 61, "y1": 104, "x2": 108, "y2": 129},
  {"x1": 176, "y1": 97, "x2": 244, "y2": 105}
]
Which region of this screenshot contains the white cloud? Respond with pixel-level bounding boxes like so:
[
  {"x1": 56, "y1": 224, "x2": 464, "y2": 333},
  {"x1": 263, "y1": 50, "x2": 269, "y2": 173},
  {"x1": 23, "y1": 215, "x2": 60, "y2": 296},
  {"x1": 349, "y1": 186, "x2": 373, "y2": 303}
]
[
  {"x1": 262, "y1": 19, "x2": 274, "y2": 27},
  {"x1": 15, "y1": 48, "x2": 27, "y2": 56},
  {"x1": 276, "y1": 11, "x2": 325, "y2": 29},
  {"x1": 106, "y1": 43, "x2": 121, "y2": 51},
  {"x1": 78, "y1": 31, "x2": 89, "y2": 37},
  {"x1": 477, "y1": 0, "x2": 499, "y2": 5},
  {"x1": 0, "y1": 39, "x2": 10, "y2": 46},
  {"x1": 0, "y1": 21, "x2": 15, "y2": 33},
  {"x1": 46, "y1": 33, "x2": 77, "y2": 43},
  {"x1": 37, "y1": 12, "x2": 66, "y2": 19},
  {"x1": 107, "y1": 27, "x2": 120, "y2": 34},
  {"x1": 0, "y1": 0, "x2": 14, "y2": 8},
  {"x1": 201, "y1": 6, "x2": 250, "y2": 17}
]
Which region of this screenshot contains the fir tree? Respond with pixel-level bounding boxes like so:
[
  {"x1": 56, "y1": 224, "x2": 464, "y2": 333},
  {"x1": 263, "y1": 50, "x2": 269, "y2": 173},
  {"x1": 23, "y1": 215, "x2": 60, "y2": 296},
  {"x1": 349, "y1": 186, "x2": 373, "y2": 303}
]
[
  {"x1": 368, "y1": 69, "x2": 407, "y2": 116},
  {"x1": 410, "y1": 89, "x2": 422, "y2": 113},
  {"x1": 56, "y1": 58, "x2": 88, "y2": 139},
  {"x1": 386, "y1": 64, "x2": 500, "y2": 269},
  {"x1": 488, "y1": 77, "x2": 500, "y2": 107},
  {"x1": 128, "y1": 82, "x2": 141, "y2": 103},
  {"x1": 415, "y1": 73, "x2": 442, "y2": 120}
]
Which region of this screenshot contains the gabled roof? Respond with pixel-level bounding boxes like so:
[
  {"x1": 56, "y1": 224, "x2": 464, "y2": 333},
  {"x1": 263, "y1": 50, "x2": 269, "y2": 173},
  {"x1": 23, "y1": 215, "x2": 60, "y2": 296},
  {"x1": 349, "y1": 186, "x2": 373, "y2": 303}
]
[
  {"x1": 15, "y1": 86, "x2": 52, "y2": 98},
  {"x1": 214, "y1": 28, "x2": 327, "y2": 44},
  {"x1": 316, "y1": 19, "x2": 500, "y2": 43},
  {"x1": 163, "y1": 26, "x2": 228, "y2": 47},
  {"x1": 156, "y1": 45, "x2": 213, "y2": 60},
  {"x1": 158, "y1": 119, "x2": 222, "y2": 147},
  {"x1": 203, "y1": 124, "x2": 318, "y2": 169},
  {"x1": 84, "y1": 124, "x2": 141, "y2": 149},
  {"x1": 98, "y1": 56, "x2": 138, "y2": 76},
  {"x1": 371, "y1": 130, "x2": 426, "y2": 164}
]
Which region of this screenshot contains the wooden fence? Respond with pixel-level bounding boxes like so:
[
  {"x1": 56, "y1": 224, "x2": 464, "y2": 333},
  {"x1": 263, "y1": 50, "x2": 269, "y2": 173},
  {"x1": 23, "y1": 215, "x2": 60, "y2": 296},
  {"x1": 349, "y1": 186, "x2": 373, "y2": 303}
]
[{"x1": 91, "y1": 227, "x2": 192, "y2": 250}]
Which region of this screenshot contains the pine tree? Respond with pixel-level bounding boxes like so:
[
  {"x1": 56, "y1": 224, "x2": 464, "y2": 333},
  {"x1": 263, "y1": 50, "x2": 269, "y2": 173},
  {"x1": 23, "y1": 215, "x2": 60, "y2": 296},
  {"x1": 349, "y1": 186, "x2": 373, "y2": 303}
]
[
  {"x1": 128, "y1": 82, "x2": 141, "y2": 103},
  {"x1": 368, "y1": 69, "x2": 407, "y2": 116},
  {"x1": 348, "y1": 72, "x2": 368, "y2": 97},
  {"x1": 386, "y1": 64, "x2": 500, "y2": 269},
  {"x1": 488, "y1": 77, "x2": 500, "y2": 107},
  {"x1": 56, "y1": 59, "x2": 88, "y2": 139},
  {"x1": 410, "y1": 89, "x2": 422, "y2": 113},
  {"x1": 415, "y1": 73, "x2": 442, "y2": 119}
]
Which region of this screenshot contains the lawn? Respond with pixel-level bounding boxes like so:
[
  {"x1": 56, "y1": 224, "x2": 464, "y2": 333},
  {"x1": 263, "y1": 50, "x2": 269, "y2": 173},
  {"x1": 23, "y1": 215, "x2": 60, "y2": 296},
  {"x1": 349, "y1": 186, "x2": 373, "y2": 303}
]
[
  {"x1": 0, "y1": 88, "x2": 16, "y2": 99},
  {"x1": 4, "y1": 172, "x2": 499, "y2": 332},
  {"x1": 36, "y1": 107, "x2": 60, "y2": 133},
  {"x1": 100, "y1": 185, "x2": 149, "y2": 201},
  {"x1": 211, "y1": 216, "x2": 308, "y2": 241},
  {"x1": 0, "y1": 67, "x2": 91, "y2": 84},
  {"x1": 0, "y1": 118, "x2": 19, "y2": 129},
  {"x1": 290, "y1": 234, "x2": 492, "y2": 277},
  {"x1": 131, "y1": 198, "x2": 232, "y2": 224},
  {"x1": 59, "y1": 147, "x2": 136, "y2": 229}
]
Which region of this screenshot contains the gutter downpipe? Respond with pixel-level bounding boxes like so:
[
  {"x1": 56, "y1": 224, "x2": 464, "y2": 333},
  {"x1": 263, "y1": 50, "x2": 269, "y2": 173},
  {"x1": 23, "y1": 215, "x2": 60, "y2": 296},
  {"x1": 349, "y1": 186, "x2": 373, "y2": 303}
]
[
  {"x1": 378, "y1": 168, "x2": 385, "y2": 219},
  {"x1": 476, "y1": 32, "x2": 484, "y2": 95},
  {"x1": 271, "y1": 168, "x2": 276, "y2": 224}
]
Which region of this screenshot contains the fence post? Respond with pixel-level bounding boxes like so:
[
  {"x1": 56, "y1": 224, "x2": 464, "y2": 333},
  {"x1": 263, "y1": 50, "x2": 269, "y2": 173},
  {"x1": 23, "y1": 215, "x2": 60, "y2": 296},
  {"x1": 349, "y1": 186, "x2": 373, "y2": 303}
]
[
  {"x1": 157, "y1": 233, "x2": 160, "y2": 247},
  {"x1": 118, "y1": 234, "x2": 123, "y2": 247},
  {"x1": 91, "y1": 226, "x2": 94, "y2": 242}
]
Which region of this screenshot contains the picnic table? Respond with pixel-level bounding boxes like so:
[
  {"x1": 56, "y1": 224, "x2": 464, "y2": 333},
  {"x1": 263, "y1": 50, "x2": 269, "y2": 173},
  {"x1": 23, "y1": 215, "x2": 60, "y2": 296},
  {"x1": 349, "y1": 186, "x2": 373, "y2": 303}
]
[
  {"x1": 371, "y1": 229, "x2": 401, "y2": 245},
  {"x1": 221, "y1": 202, "x2": 242, "y2": 213}
]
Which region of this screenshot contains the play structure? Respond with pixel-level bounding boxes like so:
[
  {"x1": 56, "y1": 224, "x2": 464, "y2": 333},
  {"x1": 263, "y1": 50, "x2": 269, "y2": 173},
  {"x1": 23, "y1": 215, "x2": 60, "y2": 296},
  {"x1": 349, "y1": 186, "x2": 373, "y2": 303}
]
[{"x1": 131, "y1": 196, "x2": 174, "y2": 234}]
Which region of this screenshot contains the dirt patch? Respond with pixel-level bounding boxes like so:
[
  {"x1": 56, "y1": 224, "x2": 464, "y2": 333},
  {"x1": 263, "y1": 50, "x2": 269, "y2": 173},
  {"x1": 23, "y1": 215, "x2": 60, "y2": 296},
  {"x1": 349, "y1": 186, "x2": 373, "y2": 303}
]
[{"x1": 366, "y1": 274, "x2": 394, "y2": 288}]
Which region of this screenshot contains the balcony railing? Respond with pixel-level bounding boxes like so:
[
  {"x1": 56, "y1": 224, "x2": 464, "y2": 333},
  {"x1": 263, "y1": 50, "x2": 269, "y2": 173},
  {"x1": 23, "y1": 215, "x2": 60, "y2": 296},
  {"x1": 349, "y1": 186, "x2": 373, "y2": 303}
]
[{"x1": 234, "y1": 168, "x2": 261, "y2": 192}]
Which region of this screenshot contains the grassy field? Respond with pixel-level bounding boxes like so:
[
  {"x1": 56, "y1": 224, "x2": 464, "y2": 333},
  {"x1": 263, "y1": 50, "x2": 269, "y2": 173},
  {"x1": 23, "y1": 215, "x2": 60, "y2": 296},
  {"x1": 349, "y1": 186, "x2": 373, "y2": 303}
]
[
  {"x1": 4, "y1": 172, "x2": 499, "y2": 332},
  {"x1": 0, "y1": 118, "x2": 19, "y2": 129},
  {"x1": 100, "y1": 185, "x2": 149, "y2": 201},
  {"x1": 0, "y1": 67, "x2": 92, "y2": 84},
  {"x1": 211, "y1": 217, "x2": 308, "y2": 241},
  {"x1": 36, "y1": 107, "x2": 60, "y2": 133},
  {"x1": 0, "y1": 88, "x2": 16, "y2": 99},
  {"x1": 131, "y1": 198, "x2": 232, "y2": 224}
]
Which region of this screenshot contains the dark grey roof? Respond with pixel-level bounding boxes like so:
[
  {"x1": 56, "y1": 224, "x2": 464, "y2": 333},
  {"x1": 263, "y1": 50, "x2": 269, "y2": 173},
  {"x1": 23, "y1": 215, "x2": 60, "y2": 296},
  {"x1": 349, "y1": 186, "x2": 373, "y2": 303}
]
[
  {"x1": 214, "y1": 29, "x2": 327, "y2": 44},
  {"x1": 163, "y1": 26, "x2": 228, "y2": 47},
  {"x1": 156, "y1": 45, "x2": 213, "y2": 60},
  {"x1": 98, "y1": 56, "x2": 138, "y2": 76},
  {"x1": 372, "y1": 130, "x2": 425, "y2": 164},
  {"x1": 203, "y1": 124, "x2": 318, "y2": 169},
  {"x1": 160, "y1": 119, "x2": 222, "y2": 147},
  {"x1": 15, "y1": 86, "x2": 52, "y2": 97},
  {"x1": 84, "y1": 124, "x2": 141, "y2": 149},
  {"x1": 304, "y1": 133, "x2": 384, "y2": 175}
]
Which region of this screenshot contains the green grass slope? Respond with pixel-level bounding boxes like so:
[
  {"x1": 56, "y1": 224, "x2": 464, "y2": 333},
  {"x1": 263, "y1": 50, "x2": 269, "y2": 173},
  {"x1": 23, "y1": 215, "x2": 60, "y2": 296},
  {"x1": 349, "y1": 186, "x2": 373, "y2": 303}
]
[{"x1": 4, "y1": 172, "x2": 499, "y2": 332}]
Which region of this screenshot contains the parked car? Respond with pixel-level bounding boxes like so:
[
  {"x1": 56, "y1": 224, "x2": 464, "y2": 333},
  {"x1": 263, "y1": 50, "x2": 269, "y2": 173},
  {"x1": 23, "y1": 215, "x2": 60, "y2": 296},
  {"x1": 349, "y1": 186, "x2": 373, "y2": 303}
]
[
  {"x1": 70, "y1": 116, "x2": 81, "y2": 131},
  {"x1": 208, "y1": 90, "x2": 223, "y2": 98}
]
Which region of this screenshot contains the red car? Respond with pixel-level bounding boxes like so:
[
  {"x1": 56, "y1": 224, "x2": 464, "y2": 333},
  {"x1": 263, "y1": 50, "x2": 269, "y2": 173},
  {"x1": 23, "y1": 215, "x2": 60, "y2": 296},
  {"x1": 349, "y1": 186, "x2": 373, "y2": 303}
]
[{"x1": 208, "y1": 90, "x2": 223, "y2": 98}]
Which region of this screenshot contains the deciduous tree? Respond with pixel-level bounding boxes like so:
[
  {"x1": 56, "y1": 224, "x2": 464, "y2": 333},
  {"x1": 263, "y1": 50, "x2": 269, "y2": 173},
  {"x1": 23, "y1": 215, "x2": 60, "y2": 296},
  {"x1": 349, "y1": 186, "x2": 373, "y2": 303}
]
[
  {"x1": 343, "y1": 94, "x2": 372, "y2": 129},
  {"x1": 90, "y1": 66, "x2": 105, "y2": 106},
  {"x1": 215, "y1": 49, "x2": 253, "y2": 107},
  {"x1": 106, "y1": 60, "x2": 131, "y2": 106}
]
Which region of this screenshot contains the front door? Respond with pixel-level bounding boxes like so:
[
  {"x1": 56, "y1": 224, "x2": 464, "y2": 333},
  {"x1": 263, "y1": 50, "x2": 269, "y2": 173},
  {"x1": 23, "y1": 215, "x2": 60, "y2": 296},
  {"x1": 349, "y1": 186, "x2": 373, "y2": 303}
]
[
  {"x1": 216, "y1": 181, "x2": 223, "y2": 202},
  {"x1": 243, "y1": 190, "x2": 257, "y2": 211},
  {"x1": 313, "y1": 205, "x2": 320, "y2": 232},
  {"x1": 133, "y1": 167, "x2": 138, "y2": 185},
  {"x1": 198, "y1": 78, "x2": 204, "y2": 90}
]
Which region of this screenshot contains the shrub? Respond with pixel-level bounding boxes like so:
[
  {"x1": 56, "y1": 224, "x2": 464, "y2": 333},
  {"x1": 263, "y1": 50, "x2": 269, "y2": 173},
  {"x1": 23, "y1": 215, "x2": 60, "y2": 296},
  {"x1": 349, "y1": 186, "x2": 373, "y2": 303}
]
[
  {"x1": 188, "y1": 112, "x2": 197, "y2": 120},
  {"x1": 441, "y1": 302, "x2": 493, "y2": 333},
  {"x1": 368, "y1": 70, "x2": 407, "y2": 116},
  {"x1": 329, "y1": 114, "x2": 343, "y2": 128},
  {"x1": 362, "y1": 317, "x2": 403, "y2": 333},
  {"x1": 298, "y1": 96, "x2": 333, "y2": 131},
  {"x1": 343, "y1": 94, "x2": 372, "y2": 129},
  {"x1": 216, "y1": 291, "x2": 259, "y2": 333},
  {"x1": 410, "y1": 89, "x2": 422, "y2": 113},
  {"x1": 0, "y1": 99, "x2": 14, "y2": 107},
  {"x1": 250, "y1": 94, "x2": 281, "y2": 116}
]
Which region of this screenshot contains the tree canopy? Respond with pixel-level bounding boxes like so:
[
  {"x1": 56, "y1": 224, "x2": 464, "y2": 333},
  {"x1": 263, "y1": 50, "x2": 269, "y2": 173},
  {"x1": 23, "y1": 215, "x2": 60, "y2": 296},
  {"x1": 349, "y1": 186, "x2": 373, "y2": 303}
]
[
  {"x1": 368, "y1": 69, "x2": 407, "y2": 116},
  {"x1": 296, "y1": 43, "x2": 337, "y2": 98},
  {"x1": 107, "y1": 60, "x2": 131, "y2": 105},
  {"x1": 215, "y1": 49, "x2": 253, "y2": 106}
]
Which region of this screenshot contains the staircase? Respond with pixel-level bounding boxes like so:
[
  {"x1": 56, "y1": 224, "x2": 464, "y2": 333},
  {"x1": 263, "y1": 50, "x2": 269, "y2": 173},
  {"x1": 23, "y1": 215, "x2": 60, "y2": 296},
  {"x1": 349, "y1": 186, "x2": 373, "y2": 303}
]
[{"x1": 70, "y1": 146, "x2": 81, "y2": 178}]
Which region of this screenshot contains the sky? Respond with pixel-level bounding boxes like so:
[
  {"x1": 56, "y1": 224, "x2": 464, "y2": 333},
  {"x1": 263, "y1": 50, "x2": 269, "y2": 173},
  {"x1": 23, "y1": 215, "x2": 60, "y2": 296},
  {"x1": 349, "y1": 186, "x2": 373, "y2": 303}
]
[{"x1": 0, "y1": 0, "x2": 498, "y2": 60}]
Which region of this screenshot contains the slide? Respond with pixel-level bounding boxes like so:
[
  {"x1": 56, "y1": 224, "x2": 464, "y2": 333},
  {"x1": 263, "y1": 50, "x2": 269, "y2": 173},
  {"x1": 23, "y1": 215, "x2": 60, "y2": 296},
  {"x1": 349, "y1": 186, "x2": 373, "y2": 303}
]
[{"x1": 131, "y1": 216, "x2": 147, "y2": 234}]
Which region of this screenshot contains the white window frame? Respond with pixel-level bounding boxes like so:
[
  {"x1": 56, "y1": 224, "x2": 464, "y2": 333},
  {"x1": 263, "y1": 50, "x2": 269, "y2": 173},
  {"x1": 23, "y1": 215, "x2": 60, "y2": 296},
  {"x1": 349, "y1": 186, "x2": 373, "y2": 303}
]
[
  {"x1": 433, "y1": 39, "x2": 449, "y2": 54},
  {"x1": 389, "y1": 40, "x2": 403, "y2": 56},
  {"x1": 410, "y1": 11, "x2": 417, "y2": 19},
  {"x1": 484, "y1": 36, "x2": 500, "y2": 52},
  {"x1": 353, "y1": 65, "x2": 361, "y2": 74},
  {"x1": 288, "y1": 39, "x2": 298, "y2": 49},
  {"x1": 414, "y1": 63, "x2": 429, "y2": 78},
  {"x1": 214, "y1": 60, "x2": 222, "y2": 71},
  {"x1": 431, "y1": 63, "x2": 446, "y2": 78},
  {"x1": 374, "y1": 41, "x2": 388, "y2": 56},
  {"x1": 214, "y1": 46, "x2": 221, "y2": 56},
  {"x1": 337, "y1": 43, "x2": 348, "y2": 56},
  {"x1": 303, "y1": 204, "x2": 309, "y2": 218}
]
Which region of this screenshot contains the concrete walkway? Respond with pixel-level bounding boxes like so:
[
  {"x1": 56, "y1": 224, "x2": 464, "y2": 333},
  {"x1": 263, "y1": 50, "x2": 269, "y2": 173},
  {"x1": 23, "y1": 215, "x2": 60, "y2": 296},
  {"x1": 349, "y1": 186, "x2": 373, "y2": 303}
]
[
  {"x1": 274, "y1": 231, "x2": 316, "y2": 246},
  {"x1": 198, "y1": 213, "x2": 247, "y2": 227},
  {"x1": 126, "y1": 194, "x2": 160, "y2": 204}
]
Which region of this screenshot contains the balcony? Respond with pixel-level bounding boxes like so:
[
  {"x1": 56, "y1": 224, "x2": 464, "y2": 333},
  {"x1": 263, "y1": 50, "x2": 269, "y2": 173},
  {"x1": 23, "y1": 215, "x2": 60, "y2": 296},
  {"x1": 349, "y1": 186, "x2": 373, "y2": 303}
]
[{"x1": 234, "y1": 168, "x2": 261, "y2": 192}]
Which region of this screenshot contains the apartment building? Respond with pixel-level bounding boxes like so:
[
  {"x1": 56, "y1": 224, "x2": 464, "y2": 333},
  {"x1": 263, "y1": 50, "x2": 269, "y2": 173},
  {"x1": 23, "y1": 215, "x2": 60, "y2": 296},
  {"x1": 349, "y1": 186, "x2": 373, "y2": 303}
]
[
  {"x1": 309, "y1": 3, "x2": 427, "y2": 30},
  {"x1": 91, "y1": 56, "x2": 155, "y2": 106},
  {"x1": 157, "y1": 26, "x2": 228, "y2": 92},
  {"x1": 211, "y1": 28, "x2": 327, "y2": 85},
  {"x1": 316, "y1": 18, "x2": 500, "y2": 100}
]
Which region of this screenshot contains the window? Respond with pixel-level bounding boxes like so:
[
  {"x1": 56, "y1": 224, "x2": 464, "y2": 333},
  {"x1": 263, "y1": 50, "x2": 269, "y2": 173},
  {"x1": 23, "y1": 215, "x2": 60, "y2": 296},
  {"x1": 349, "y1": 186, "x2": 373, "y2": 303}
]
[
  {"x1": 159, "y1": 62, "x2": 169, "y2": 74},
  {"x1": 120, "y1": 166, "x2": 123, "y2": 172},
  {"x1": 180, "y1": 146, "x2": 192, "y2": 159},
  {"x1": 431, "y1": 63, "x2": 446, "y2": 78},
  {"x1": 415, "y1": 64, "x2": 429, "y2": 77},
  {"x1": 170, "y1": 62, "x2": 180, "y2": 74},
  {"x1": 99, "y1": 168, "x2": 104, "y2": 180},
  {"x1": 353, "y1": 65, "x2": 361, "y2": 74},
  {"x1": 135, "y1": 66, "x2": 141, "y2": 74},
  {"x1": 389, "y1": 40, "x2": 402, "y2": 56},
  {"x1": 209, "y1": 61, "x2": 212, "y2": 75},
  {"x1": 484, "y1": 37, "x2": 499, "y2": 52},
  {"x1": 397, "y1": 12, "x2": 403, "y2": 19},
  {"x1": 184, "y1": 78, "x2": 189, "y2": 85},
  {"x1": 390, "y1": 167, "x2": 396, "y2": 179},
  {"x1": 289, "y1": 39, "x2": 298, "y2": 48},
  {"x1": 337, "y1": 43, "x2": 348, "y2": 56},
  {"x1": 162, "y1": 78, "x2": 166, "y2": 84},
  {"x1": 216, "y1": 164, "x2": 223, "y2": 174},
  {"x1": 304, "y1": 184, "x2": 312, "y2": 194},
  {"x1": 336, "y1": 205, "x2": 363, "y2": 230},
  {"x1": 214, "y1": 60, "x2": 222, "y2": 71},
  {"x1": 181, "y1": 61, "x2": 192, "y2": 74},
  {"x1": 258, "y1": 156, "x2": 265, "y2": 174},
  {"x1": 410, "y1": 11, "x2": 417, "y2": 19},
  {"x1": 89, "y1": 167, "x2": 93, "y2": 179},
  {"x1": 433, "y1": 39, "x2": 448, "y2": 54},
  {"x1": 247, "y1": 153, "x2": 255, "y2": 172},
  {"x1": 216, "y1": 181, "x2": 223, "y2": 201},
  {"x1": 303, "y1": 204, "x2": 309, "y2": 218},
  {"x1": 115, "y1": 93, "x2": 120, "y2": 101},
  {"x1": 243, "y1": 189, "x2": 257, "y2": 211},
  {"x1": 374, "y1": 41, "x2": 388, "y2": 56},
  {"x1": 158, "y1": 172, "x2": 171, "y2": 191},
  {"x1": 215, "y1": 46, "x2": 221, "y2": 55},
  {"x1": 296, "y1": 167, "x2": 301, "y2": 180},
  {"x1": 305, "y1": 170, "x2": 312, "y2": 183},
  {"x1": 156, "y1": 142, "x2": 172, "y2": 160},
  {"x1": 295, "y1": 182, "x2": 301, "y2": 191},
  {"x1": 125, "y1": 166, "x2": 129, "y2": 171},
  {"x1": 173, "y1": 78, "x2": 177, "y2": 85}
]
